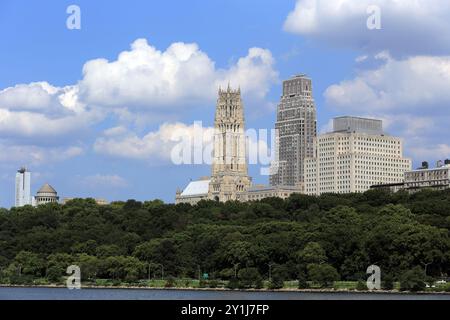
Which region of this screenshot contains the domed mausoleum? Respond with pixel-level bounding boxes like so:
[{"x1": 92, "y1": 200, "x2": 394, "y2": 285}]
[{"x1": 35, "y1": 183, "x2": 59, "y2": 205}]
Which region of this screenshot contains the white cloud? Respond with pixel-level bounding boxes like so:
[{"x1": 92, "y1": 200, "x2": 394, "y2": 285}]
[
  {"x1": 0, "y1": 38, "x2": 278, "y2": 169},
  {"x1": 325, "y1": 55, "x2": 450, "y2": 113},
  {"x1": 355, "y1": 55, "x2": 368, "y2": 63},
  {"x1": 79, "y1": 39, "x2": 278, "y2": 109},
  {"x1": 0, "y1": 143, "x2": 83, "y2": 164},
  {"x1": 324, "y1": 55, "x2": 450, "y2": 162},
  {"x1": 284, "y1": 0, "x2": 450, "y2": 56},
  {"x1": 94, "y1": 121, "x2": 273, "y2": 168},
  {"x1": 0, "y1": 82, "x2": 58, "y2": 112},
  {"x1": 0, "y1": 81, "x2": 100, "y2": 140},
  {"x1": 0, "y1": 82, "x2": 86, "y2": 114},
  {"x1": 408, "y1": 144, "x2": 450, "y2": 163},
  {"x1": 0, "y1": 108, "x2": 101, "y2": 139},
  {"x1": 94, "y1": 122, "x2": 214, "y2": 163},
  {"x1": 81, "y1": 174, "x2": 128, "y2": 189}
]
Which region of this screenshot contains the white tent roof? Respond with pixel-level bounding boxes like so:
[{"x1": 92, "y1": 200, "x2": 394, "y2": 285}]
[{"x1": 180, "y1": 180, "x2": 210, "y2": 197}]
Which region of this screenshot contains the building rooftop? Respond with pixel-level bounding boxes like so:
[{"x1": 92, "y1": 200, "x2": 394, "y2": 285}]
[
  {"x1": 37, "y1": 183, "x2": 57, "y2": 194},
  {"x1": 333, "y1": 116, "x2": 383, "y2": 135},
  {"x1": 247, "y1": 184, "x2": 301, "y2": 192},
  {"x1": 407, "y1": 164, "x2": 450, "y2": 173},
  {"x1": 180, "y1": 179, "x2": 211, "y2": 197}
]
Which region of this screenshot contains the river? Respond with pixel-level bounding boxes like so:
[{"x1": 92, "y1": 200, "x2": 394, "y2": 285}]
[{"x1": 1, "y1": 287, "x2": 449, "y2": 300}]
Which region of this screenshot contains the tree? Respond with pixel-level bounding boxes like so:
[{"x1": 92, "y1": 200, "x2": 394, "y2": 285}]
[
  {"x1": 77, "y1": 254, "x2": 99, "y2": 281},
  {"x1": 399, "y1": 267, "x2": 426, "y2": 292},
  {"x1": 307, "y1": 263, "x2": 340, "y2": 288},
  {"x1": 356, "y1": 280, "x2": 367, "y2": 291},
  {"x1": 95, "y1": 244, "x2": 125, "y2": 258},
  {"x1": 268, "y1": 273, "x2": 284, "y2": 290},
  {"x1": 297, "y1": 242, "x2": 327, "y2": 265},
  {"x1": 46, "y1": 253, "x2": 75, "y2": 282},
  {"x1": 381, "y1": 274, "x2": 395, "y2": 290},
  {"x1": 238, "y1": 268, "x2": 263, "y2": 289},
  {"x1": 268, "y1": 264, "x2": 288, "y2": 289},
  {"x1": 226, "y1": 278, "x2": 240, "y2": 290},
  {"x1": 12, "y1": 251, "x2": 45, "y2": 277},
  {"x1": 297, "y1": 270, "x2": 309, "y2": 289},
  {"x1": 0, "y1": 189, "x2": 449, "y2": 286},
  {"x1": 319, "y1": 206, "x2": 363, "y2": 272}
]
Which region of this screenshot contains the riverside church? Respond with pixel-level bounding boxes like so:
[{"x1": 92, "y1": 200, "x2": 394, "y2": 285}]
[{"x1": 175, "y1": 85, "x2": 299, "y2": 204}]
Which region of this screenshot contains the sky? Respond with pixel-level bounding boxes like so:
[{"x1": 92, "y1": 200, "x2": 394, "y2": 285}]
[{"x1": 1, "y1": 0, "x2": 450, "y2": 208}]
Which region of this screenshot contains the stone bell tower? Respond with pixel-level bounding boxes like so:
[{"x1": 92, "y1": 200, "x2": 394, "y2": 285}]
[{"x1": 208, "y1": 84, "x2": 252, "y2": 202}]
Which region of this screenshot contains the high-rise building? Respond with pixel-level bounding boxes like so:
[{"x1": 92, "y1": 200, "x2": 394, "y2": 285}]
[
  {"x1": 270, "y1": 74, "x2": 317, "y2": 192},
  {"x1": 15, "y1": 167, "x2": 32, "y2": 207},
  {"x1": 208, "y1": 85, "x2": 252, "y2": 202},
  {"x1": 305, "y1": 116, "x2": 412, "y2": 195},
  {"x1": 175, "y1": 84, "x2": 304, "y2": 205},
  {"x1": 176, "y1": 85, "x2": 252, "y2": 204}
]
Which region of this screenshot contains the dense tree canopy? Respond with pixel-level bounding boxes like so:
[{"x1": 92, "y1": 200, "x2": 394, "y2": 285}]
[{"x1": 0, "y1": 189, "x2": 449, "y2": 285}]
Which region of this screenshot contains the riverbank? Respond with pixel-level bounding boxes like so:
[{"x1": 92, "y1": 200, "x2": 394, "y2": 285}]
[
  {"x1": 2, "y1": 286, "x2": 450, "y2": 301},
  {"x1": 1, "y1": 283, "x2": 449, "y2": 295}
]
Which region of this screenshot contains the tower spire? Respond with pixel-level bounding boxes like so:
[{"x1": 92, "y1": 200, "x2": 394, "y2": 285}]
[{"x1": 209, "y1": 83, "x2": 251, "y2": 202}]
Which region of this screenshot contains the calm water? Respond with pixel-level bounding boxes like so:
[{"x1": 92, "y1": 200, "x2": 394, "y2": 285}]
[{"x1": 1, "y1": 287, "x2": 449, "y2": 300}]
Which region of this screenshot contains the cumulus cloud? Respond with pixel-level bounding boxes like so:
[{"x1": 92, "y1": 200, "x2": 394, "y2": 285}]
[
  {"x1": 284, "y1": 0, "x2": 450, "y2": 57},
  {"x1": 79, "y1": 39, "x2": 278, "y2": 109},
  {"x1": 0, "y1": 109, "x2": 101, "y2": 139},
  {"x1": 81, "y1": 174, "x2": 128, "y2": 189},
  {"x1": 94, "y1": 122, "x2": 214, "y2": 163},
  {"x1": 324, "y1": 54, "x2": 450, "y2": 162},
  {"x1": 0, "y1": 80, "x2": 100, "y2": 141},
  {"x1": 0, "y1": 143, "x2": 83, "y2": 165},
  {"x1": 0, "y1": 38, "x2": 277, "y2": 167},
  {"x1": 94, "y1": 122, "x2": 273, "y2": 167},
  {"x1": 0, "y1": 82, "x2": 86, "y2": 114},
  {"x1": 325, "y1": 54, "x2": 450, "y2": 113},
  {"x1": 409, "y1": 144, "x2": 450, "y2": 163}
]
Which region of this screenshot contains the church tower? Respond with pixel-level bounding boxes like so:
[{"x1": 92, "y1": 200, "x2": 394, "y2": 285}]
[{"x1": 208, "y1": 85, "x2": 252, "y2": 202}]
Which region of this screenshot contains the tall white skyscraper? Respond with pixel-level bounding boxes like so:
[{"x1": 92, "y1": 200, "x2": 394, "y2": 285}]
[
  {"x1": 15, "y1": 167, "x2": 32, "y2": 207},
  {"x1": 305, "y1": 117, "x2": 412, "y2": 195}
]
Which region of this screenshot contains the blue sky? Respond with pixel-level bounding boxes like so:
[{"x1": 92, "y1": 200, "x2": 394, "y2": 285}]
[{"x1": 1, "y1": 0, "x2": 450, "y2": 208}]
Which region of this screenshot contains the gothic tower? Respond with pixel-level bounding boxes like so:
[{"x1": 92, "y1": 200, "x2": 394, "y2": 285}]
[{"x1": 208, "y1": 85, "x2": 252, "y2": 202}]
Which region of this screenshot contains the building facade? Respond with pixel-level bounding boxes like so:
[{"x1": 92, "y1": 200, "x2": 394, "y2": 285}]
[
  {"x1": 270, "y1": 75, "x2": 317, "y2": 192},
  {"x1": 404, "y1": 162, "x2": 450, "y2": 192},
  {"x1": 34, "y1": 183, "x2": 59, "y2": 206},
  {"x1": 176, "y1": 86, "x2": 252, "y2": 204},
  {"x1": 371, "y1": 160, "x2": 450, "y2": 193},
  {"x1": 15, "y1": 167, "x2": 32, "y2": 207},
  {"x1": 62, "y1": 198, "x2": 110, "y2": 205},
  {"x1": 175, "y1": 177, "x2": 211, "y2": 205},
  {"x1": 305, "y1": 116, "x2": 412, "y2": 195},
  {"x1": 208, "y1": 85, "x2": 252, "y2": 202},
  {"x1": 242, "y1": 185, "x2": 300, "y2": 202}
]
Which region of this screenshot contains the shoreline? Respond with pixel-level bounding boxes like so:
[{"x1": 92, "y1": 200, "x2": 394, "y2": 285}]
[{"x1": 1, "y1": 284, "x2": 449, "y2": 295}]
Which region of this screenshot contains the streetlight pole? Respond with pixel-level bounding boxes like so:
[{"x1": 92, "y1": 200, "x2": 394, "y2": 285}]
[
  {"x1": 148, "y1": 263, "x2": 151, "y2": 280},
  {"x1": 234, "y1": 263, "x2": 240, "y2": 278},
  {"x1": 267, "y1": 263, "x2": 273, "y2": 282}
]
